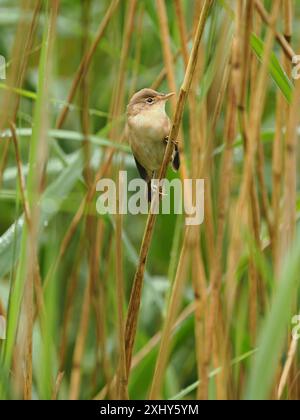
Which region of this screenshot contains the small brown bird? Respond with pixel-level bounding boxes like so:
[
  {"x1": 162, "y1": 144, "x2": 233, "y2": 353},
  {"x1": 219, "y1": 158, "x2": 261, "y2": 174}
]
[{"x1": 126, "y1": 88, "x2": 180, "y2": 201}]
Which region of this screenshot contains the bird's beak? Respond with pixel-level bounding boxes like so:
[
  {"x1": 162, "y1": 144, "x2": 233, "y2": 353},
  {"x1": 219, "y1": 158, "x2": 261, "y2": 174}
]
[{"x1": 159, "y1": 92, "x2": 175, "y2": 101}]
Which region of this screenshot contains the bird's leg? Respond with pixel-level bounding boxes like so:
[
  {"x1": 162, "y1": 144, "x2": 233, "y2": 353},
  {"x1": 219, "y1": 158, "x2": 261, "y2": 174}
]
[
  {"x1": 151, "y1": 171, "x2": 159, "y2": 194},
  {"x1": 151, "y1": 172, "x2": 167, "y2": 199},
  {"x1": 151, "y1": 183, "x2": 167, "y2": 196}
]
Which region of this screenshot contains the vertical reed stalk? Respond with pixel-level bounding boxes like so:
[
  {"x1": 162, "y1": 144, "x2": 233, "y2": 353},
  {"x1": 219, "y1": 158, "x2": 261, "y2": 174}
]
[{"x1": 125, "y1": 0, "x2": 213, "y2": 384}]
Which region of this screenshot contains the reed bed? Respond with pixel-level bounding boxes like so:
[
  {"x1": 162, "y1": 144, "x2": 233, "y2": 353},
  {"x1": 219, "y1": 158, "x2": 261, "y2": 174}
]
[{"x1": 0, "y1": 0, "x2": 300, "y2": 400}]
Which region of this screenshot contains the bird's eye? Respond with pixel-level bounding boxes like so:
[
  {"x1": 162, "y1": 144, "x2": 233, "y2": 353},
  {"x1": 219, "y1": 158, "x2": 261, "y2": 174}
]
[{"x1": 146, "y1": 97, "x2": 154, "y2": 103}]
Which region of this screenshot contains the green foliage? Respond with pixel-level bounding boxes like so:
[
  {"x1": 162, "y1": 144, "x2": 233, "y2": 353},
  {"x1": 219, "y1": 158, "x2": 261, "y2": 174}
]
[{"x1": 0, "y1": 0, "x2": 299, "y2": 401}]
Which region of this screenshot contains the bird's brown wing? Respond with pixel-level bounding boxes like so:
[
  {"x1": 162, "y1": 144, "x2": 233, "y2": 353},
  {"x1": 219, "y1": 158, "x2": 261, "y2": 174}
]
[
  {"x1": 164, "y1": 137, "x2": 180, "y2": 171},
  {"x1": 172, "y1": 142, "x2": 180, "y2": 171},
  {"x1": 133, "y1": 155, "x2": 153, "y2": 203},
  {"x1": 133, "y1": 154, "x2": 149, "y2": 182},
  {"x1": 164, "y1": 117, "x2": 180, "y2": 171}
]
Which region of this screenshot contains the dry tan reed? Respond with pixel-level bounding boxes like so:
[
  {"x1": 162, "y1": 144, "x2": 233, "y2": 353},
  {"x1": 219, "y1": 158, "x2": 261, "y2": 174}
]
[{"x1": 2, "y1": 0, "x2": 300, "y2": 402}]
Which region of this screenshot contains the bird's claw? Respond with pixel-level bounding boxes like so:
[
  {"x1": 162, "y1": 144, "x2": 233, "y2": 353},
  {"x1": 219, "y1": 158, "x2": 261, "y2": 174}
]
[{"x1": 164, "y1": 136, "x2": 178, "y2": 147}]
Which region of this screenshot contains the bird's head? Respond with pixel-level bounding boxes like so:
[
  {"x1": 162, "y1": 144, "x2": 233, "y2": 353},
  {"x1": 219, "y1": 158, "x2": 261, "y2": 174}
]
[{"x1": 127, "y1": 88, "x2": 174, "y2": 117}]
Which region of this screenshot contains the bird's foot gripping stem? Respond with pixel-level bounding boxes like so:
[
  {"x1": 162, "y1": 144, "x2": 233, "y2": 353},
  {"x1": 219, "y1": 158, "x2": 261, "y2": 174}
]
[{"x1": 164, "y1": 136, "x2": 178, "y2": 148}]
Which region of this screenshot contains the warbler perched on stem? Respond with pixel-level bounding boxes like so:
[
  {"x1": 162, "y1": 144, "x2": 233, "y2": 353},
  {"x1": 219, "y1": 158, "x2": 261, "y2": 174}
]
[{"x1": 126, "y1": 88, "x2": 180, "y2": 202}]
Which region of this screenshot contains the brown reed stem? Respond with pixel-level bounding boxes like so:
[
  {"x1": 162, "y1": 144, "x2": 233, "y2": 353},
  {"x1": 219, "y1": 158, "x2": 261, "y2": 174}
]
[
  {"x1": 254, "y1": 0, "x2": 295, "y2": 61},
  {"x1": 51, "y1": 372, "x2": 64, "y2": 400},
  {"x1": 94, "y1": 303, "x2": 196, "y2": 400},
  {"x1": 200, "y1": 37, "x2": 239, "y2": 400},
  {"x1": 124, "y1": 0, "x2": 214, "y2": 393},
  {"x1": 55, "y1": 0, "x2": 120, "y2": 129},
  {"x1": 156, "y1": 0, "x2": 177, "y2": 108},
  {"x1": 149, "y1": 228, "x2": 191, "y2": 399},
  {"x1": 69, "y1": 265, "x2": 91, "y2": 400},
  {"x1": 226, "y1": 0, "x2": 281, "y2": 319},
  {"x1": 174, "y1": 0, "x2": 189, "y2": 68},
  {"x1": 0, "y1": 0, "x2": 41, "y2": 189},
  {"x1": 156, "y1": 0, "x2": 189, "y2": 182}
]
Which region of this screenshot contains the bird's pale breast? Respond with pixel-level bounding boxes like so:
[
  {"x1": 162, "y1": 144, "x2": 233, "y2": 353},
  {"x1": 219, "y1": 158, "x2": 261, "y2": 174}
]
[{"x1": 128, "y1": 108, "x2": 170, "y2": 172}]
